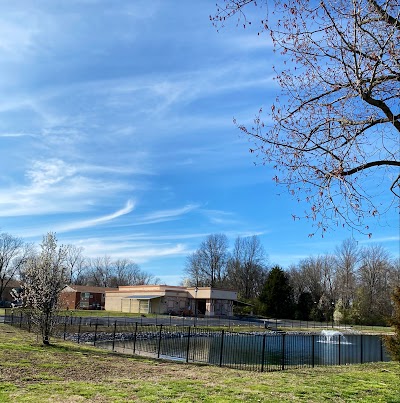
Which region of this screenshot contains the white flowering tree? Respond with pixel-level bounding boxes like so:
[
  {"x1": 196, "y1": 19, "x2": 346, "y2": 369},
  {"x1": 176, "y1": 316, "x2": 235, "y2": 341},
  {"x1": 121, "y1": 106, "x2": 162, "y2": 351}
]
[{"x1": 22, "y1": 233, "x2": 68, "y2": 345}]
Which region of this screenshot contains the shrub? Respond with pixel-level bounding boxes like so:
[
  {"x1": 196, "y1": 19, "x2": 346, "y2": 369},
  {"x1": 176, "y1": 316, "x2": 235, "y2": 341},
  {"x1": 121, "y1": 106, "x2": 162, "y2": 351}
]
[{"x1": 384, "y1": 287, "x2": 400, "y2": 361}]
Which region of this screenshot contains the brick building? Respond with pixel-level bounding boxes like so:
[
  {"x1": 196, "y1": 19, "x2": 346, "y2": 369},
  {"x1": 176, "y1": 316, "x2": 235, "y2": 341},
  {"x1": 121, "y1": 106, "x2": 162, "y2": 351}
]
[{"x1": 60, "y1": 285, "x2": 117, "y2": 310}]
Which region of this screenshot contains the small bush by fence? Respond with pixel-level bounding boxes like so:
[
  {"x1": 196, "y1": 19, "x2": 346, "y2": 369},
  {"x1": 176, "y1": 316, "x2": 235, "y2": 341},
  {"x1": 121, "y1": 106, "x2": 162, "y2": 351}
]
[{"x1": 4, "y1": 310, "x2": 390, "y2": 372}]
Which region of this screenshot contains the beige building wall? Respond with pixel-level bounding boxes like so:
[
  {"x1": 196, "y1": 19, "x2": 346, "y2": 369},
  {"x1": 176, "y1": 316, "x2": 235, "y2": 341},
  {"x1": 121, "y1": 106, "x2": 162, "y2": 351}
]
[{"x1": 105, "y1": 285, "x2": 237, "y2": 316}]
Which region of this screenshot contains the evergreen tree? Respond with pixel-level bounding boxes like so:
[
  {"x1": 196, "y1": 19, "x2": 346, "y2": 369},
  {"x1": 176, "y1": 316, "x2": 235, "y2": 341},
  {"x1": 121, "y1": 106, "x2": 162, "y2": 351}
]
[{"x1": 259, "y1": 266, "x2": 294, "y2": 318}]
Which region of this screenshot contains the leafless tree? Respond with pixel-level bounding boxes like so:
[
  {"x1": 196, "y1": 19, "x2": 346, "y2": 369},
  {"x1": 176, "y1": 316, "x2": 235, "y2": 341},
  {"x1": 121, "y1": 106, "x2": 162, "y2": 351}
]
[
  {"x1": 86, "y1": 255, "x2": 113, "y2": 287},
  {"x1": 212, "y1": 0, "x2": 399, "y2": 235},
  {"x1": 65, "y1": 244, "x2": 86, "y2": 284},
  {"x1": 185, "y1": 251, "x2": 204, "y2": 286},
  {"x1": 21, "y1": 233, "x2": 68, "y2": 345},
  {"x1": 356, "y1": 244, "x2": 393, "y2": 322},
  {"x1": 226, "y1": 235, "x2": 268, "y2": 299},
  {"x1": 185, "y1": 234, "x2": 229, "y2": 287},
  {"x1": 334, "y1": 239, "x2": 360, "y2": 310},
  {"x1": 111, "y1": 258, "x2": 158, "y2": 287},
  {"x1": 298, "y1": 256, "x2": 325, "y2": 304},
  {"x1": 293, "y1": 255, "x2": 339, "y2": 320},
  {"x1": 321, "y1": 255, "x2": 338, "y2": 305},
  {"x1": 85, "y1": 256, "x2": 157, "y2": 288},
  {"x1": 0, "y1": 233, "x2": 27, "y2": 300},
  {"x1": 388, "y1": 257, "x2": 400, "y2": 289},
  {"x1": 288, "y1": 264, "x2": 308, "y2": 305}
]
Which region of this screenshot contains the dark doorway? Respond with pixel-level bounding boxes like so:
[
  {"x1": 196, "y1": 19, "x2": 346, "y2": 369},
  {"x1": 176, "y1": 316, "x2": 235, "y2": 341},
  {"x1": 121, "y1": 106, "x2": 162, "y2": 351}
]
[{"x1": 196, "y1": 299, "x2": 206, "y2": 315}]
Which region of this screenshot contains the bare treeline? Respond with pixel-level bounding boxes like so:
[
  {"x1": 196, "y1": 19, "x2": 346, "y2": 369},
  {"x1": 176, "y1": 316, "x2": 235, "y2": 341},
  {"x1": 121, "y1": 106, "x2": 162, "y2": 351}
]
[
  {"x1": 64, "y1": 245, "x2": 159, "y2": 288},
  {"x1": 185, "y1": 234, "x2": 269, "y2": 300},
  {"x1": 0, "y1": 232, "x2": 158, "y2": 302},
  {"x1": 185, "y1": 234, "x2": 399, "y2": 324},
  {"x1": 288, "y1": 239, "x2": 399, "y2": 324}
]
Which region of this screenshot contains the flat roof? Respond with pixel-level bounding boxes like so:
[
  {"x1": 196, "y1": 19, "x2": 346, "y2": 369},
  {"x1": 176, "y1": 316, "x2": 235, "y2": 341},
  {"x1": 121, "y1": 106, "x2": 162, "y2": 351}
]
[{"x1": 124, "y1": 295, "x2": 162, "y2": 300}]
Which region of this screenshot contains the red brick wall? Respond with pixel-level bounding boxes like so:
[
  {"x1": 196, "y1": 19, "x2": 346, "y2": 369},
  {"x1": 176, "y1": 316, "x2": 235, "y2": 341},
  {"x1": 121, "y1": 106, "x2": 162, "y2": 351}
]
[{"x1": 60, "y1": 291, "x2": 105, "y2": 310}]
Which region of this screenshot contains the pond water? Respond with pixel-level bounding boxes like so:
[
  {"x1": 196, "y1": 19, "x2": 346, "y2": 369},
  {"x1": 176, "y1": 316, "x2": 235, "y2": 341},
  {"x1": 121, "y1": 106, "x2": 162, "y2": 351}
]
[{"x1": 96, "y1": 331, "x2": 390, "y2": 370}]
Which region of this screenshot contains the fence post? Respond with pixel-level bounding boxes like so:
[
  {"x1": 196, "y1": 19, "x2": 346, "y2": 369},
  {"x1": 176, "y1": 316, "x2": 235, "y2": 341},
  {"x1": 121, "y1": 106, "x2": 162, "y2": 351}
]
[
  {"x1": 186, "y1": 326, "x2": 191, "y2": 363},
  {"x1": 360, "y1": 334, "x2": 363, "y2": 364},
  {"x1": 64, "y1": 316, "x2": 67, "y2": 340},
  {"x1": 380, "y1": 337, "x2": 384, "y2": 361},
  {"x1": 261, "y1": 334, "x2": 266, "y2": 372},
  {"x1": 19, "y1": 312, "x2": 23, "y2": 328},
  {"x1": 157, "y1": 324, "x2": 163, "y2": 358},
  {"x1": 281, "y1": 333, "x2": 286, "y2": 371},
  {"x1": 77, "y1": 317, "x2": 82, "y2": 344},
  {"x1": 94, "y1": 321, "x2": 98, "y2": 346},
  {"x1": 338, "y1": 335, "x2": 341, "y2": 365},
  {"x1": 219, "y1": 330, "x2": 225, "y2": 367},
  {"x1": 112, "y1": 321, "x2": 117, "y2": 352},
  {"x1": 312, "y1": 334, "x2": 315, "y2": 368},
  {"x1": 133, "y1": 322, "x2": 138, "y2": 354},
  {"x1": 11, "y1": 311, "x2": 14, "y2": 325}
]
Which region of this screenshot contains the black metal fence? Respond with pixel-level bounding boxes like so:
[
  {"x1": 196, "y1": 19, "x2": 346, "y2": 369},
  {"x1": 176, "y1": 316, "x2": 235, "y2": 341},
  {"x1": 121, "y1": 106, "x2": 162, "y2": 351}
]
[
  {"x1": 3, "y1": 308, "x2": 392, "y2": 331},
  {"x1": 4, "y1": 310, "x2": 391, "y2": 372}
]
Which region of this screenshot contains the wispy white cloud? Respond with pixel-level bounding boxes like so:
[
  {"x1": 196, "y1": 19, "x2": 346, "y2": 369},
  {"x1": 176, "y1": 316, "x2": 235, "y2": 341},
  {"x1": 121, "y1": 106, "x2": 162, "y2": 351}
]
[
  {"x1": 358, "y1": 236, "x2": 400, "y2": 244},
  {"x1": 26, "y1": 159, "x2": 76, "y2": 189},
  {"x1": 139, "y1": 204, "x2": 200, "y2": 223},
  {"x1": 0, "y1": 132, "x2": 36, "y2": 138},
  {"x1": 0, "y1": 18, "x2": 39, "y2": 60},
  {"x1": 201, "y1": 209, "x2": 238, "y2": 225},
  {"x1": 72, "y1": 236, "x2": 189, "y2": 263},
  {"x1": 62, "y1": 232, "x2": 210, "y2": 246},
  {"x1": 57, "y1": 200, "x2": 135, "y2": 232},
  {"x1": 0, "y1": 158, "x2": 135, "y2": 217},
  {"x1": 230, "y1": 34, "x2": 274, "y2": 51}
]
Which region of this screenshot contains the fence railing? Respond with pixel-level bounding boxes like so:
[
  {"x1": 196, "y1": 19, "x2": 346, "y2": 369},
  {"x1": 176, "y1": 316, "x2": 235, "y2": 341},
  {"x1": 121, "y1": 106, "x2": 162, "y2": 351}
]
[
  {"x1": 4, "y1": 308, "x2": 392, "y2": 331},
  {"x1": 4, "y1": 311, "x2": 391, "y2": 372}
]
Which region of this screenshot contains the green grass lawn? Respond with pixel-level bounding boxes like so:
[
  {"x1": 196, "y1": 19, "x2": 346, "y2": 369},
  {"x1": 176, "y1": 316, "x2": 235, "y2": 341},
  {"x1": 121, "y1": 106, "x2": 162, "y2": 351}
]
[{"x1": 0, "y1": 324, "x2": 399, "y2": 402}]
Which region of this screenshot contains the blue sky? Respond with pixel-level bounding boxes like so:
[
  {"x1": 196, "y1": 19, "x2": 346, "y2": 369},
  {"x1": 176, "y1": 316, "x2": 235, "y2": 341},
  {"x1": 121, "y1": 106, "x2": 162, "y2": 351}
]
[{"x1": 0, "y1": 0, "x2": 398, "y2": 284}]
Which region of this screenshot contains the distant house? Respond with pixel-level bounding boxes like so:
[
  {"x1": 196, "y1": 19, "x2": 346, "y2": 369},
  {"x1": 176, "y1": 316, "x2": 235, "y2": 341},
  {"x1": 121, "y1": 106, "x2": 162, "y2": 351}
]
[
  {"x1": 105, "y1": 285, "x2": 238, "y2": 316},
  {"x1": 60, "y1": 285, "x2": 118, "y2": 310},
  {"x1": 0, "y1": 279, "x2": 22, "y2": 306}
]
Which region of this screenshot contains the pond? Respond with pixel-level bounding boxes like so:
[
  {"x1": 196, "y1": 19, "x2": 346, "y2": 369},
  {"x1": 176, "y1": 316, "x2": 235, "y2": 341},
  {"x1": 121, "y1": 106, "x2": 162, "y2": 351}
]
[{"x1": 95, "y1": 329, "x2": 390, "y2": 371}]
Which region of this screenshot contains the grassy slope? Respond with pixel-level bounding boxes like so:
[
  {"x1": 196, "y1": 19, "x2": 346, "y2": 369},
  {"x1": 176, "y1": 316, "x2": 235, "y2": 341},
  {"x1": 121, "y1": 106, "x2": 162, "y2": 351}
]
[{"x1": 0, "y1": 324, "x2": 399, "y2": 403}]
